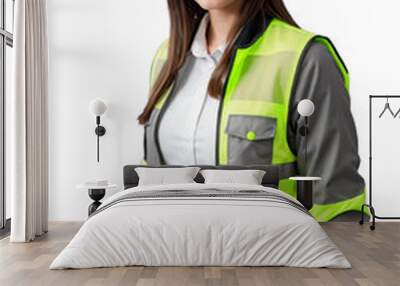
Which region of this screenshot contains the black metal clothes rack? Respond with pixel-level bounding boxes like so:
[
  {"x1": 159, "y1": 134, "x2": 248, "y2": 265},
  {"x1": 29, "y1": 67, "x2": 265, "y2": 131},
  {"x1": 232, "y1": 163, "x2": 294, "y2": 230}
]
[{"x1": 360, "y1": 95, "x2": 400, "y2": 230}]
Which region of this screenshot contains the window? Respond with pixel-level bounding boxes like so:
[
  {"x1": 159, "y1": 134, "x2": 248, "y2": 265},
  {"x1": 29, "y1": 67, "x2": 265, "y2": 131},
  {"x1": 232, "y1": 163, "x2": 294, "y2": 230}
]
[{"x1": 0, "y1": 0, "x2": 14, "y2": 233}]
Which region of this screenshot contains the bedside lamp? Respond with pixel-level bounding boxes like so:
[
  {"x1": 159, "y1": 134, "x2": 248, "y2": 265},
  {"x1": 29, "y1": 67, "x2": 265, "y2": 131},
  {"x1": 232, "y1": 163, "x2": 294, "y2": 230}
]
[
  {"x1": 297, "y1": 99, "x2": 315, "y2": 173},
  {"x1": 89, "y1": 99, "x2": 107, "y2": 162}
]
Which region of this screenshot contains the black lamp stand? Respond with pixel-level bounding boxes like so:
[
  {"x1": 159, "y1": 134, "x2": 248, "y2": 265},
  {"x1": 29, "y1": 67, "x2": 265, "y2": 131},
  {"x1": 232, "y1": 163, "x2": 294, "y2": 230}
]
[
  {"x1": 295, "y1": 116, "x2": 315, "y2": 210},
  {"x1": 88, "y1": 188, "x2": 106, "y2": 216},
  {"x1": 299, "y1": 116, "x2": 309, "y2": 172},
  {"x1": 94, "y1": 115, "x2": 106, "y2": 162}
]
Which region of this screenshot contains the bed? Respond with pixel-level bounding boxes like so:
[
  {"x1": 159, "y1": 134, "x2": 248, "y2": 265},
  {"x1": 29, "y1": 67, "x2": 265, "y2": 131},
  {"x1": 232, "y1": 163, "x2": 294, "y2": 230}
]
[{"x1": 50, "y1": 165, "x2": 350, "y2": 269}]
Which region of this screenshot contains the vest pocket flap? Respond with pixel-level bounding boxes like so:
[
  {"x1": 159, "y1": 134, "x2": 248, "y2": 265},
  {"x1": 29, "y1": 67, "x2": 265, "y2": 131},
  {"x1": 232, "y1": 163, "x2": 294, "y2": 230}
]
[{"x1": 225, "y1": 115, "x2": 276, "y2": 141}]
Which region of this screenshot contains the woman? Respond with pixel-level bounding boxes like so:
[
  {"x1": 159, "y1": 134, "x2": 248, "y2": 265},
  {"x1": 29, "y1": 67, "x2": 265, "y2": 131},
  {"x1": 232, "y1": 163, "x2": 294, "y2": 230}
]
[{"x1": 138, "y1": 0, "x2": 365, "y2": 222}]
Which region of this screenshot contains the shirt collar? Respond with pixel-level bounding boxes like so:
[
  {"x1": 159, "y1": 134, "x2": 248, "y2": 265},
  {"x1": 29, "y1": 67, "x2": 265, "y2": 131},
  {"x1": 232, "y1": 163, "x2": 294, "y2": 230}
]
[{"x1": 191, "y1": 14, "x2": 227, "y2": 59}]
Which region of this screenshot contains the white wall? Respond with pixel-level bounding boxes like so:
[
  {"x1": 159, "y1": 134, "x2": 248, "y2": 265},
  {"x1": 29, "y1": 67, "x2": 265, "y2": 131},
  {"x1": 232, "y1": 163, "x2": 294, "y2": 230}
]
[
  {"x1": 48, "y1": 0, "x2": 400, "y2": 221},
  {"x1": 48, "y1": 0, "x2": 169, "y2": 220}
]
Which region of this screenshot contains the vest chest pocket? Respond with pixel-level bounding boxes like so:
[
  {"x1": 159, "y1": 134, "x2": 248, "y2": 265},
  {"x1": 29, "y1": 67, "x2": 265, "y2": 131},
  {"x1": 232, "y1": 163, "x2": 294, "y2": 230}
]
[{"x1": 225, "y1": 115, "x2": 276, "y2": 165}]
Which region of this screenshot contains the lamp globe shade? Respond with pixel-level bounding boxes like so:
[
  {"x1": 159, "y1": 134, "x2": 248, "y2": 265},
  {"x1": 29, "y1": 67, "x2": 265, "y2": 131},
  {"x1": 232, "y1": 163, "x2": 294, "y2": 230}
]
[
  {"x1": 89, "y1": 99, "x2": 107, "y2": 116},
  {"x1": 297, "y1": 99, "x2": 315, "y2": 117}
]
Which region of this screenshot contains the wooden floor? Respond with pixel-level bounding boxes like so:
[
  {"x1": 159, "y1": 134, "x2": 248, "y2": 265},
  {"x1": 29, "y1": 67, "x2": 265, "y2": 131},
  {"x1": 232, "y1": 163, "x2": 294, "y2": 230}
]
[{"x1": 0, "y1": 222, "x2": 399, "y2": 286}]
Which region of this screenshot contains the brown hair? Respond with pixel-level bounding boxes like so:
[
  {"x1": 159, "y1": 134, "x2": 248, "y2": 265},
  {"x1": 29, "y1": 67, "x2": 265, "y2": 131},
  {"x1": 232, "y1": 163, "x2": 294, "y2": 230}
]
[{"x1": 138, "y1": 0, "x2": 298, "y2": 124}]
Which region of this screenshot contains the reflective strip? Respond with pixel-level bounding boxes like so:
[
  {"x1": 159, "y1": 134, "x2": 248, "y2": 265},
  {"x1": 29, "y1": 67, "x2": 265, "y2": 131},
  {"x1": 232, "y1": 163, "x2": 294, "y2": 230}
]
[
  {"x1": 278, "y1": 182, "x2": 367, "y2": 222},
  {"x1": 277, "y1": 164, "x2": 298, "y2": 198},
  {"x1": 150, "y1": 40, "x2": 168, "y2": 87},
  {"x1": 279, "y1": 178, "x2": 297, "y2": 198},
  {"x1": 310, "y1": 191, "x2": 367, "y2": 222}
]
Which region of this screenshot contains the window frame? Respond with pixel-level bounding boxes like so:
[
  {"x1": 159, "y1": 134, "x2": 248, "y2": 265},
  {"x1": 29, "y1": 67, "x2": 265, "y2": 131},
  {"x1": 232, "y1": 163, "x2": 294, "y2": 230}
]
[{"x1": 0, "y1": 0, "x2": 14, "y2": 233}]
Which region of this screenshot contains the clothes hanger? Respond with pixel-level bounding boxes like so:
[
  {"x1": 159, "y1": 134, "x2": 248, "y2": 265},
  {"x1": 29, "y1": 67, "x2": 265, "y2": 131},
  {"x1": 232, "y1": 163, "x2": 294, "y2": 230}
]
[
  {"x1": 394, "y1": 106, "x2": 400, "y2": 118},
  {"x1": 379, "y1": 97, "x2": 395, "y2": 118}
]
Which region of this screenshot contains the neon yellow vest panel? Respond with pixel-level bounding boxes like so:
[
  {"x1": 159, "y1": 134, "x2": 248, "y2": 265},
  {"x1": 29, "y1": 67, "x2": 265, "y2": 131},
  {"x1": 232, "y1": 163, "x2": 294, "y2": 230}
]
[{"x1": 148, "y1": 19, "x2": 365, "y2": 221}]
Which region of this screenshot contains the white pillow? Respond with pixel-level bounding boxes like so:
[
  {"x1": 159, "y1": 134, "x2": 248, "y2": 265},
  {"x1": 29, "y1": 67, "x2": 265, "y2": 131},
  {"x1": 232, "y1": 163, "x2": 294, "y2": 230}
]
[
  {"x1": 200, "y1": 169, "x2": 266, "y2": 185},
  {"x1": 135, "y1": 167, "x2": 200, "y2": 186}
]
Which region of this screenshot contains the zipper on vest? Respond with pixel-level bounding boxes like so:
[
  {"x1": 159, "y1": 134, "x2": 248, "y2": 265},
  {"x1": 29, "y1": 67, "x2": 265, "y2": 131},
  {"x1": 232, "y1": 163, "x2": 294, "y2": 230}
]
[
  {"x1": 215, "y1": 48, "x2": 239, "y2": 165},
  {"x1": 154, "y1": 82, "x2": 178, "y2": 165}
]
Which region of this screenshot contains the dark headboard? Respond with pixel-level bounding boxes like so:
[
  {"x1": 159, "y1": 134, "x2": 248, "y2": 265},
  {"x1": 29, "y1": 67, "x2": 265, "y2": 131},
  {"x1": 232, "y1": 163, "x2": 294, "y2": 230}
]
[{"x1": 123, "y1": 164, "x2": 297, "y2": 190}]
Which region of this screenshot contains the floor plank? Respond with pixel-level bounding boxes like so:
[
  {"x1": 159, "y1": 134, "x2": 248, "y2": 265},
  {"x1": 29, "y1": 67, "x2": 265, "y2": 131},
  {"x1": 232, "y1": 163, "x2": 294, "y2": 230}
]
[{"x1": 0, "y1": 222, "x2": 399, "y2": 286}]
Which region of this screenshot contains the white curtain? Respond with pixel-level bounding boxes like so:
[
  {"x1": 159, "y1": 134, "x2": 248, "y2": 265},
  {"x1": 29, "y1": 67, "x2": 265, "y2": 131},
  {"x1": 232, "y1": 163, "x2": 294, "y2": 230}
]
[{"x1": 10, "y1": 0, "x2": 49, "y2": 242}]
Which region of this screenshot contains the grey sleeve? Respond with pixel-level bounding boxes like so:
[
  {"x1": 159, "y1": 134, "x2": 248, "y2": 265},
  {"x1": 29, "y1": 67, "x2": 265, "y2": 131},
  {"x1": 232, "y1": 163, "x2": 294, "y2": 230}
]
[{"x1": 287, "y1": 42, "x2": 365, "y2": 205}]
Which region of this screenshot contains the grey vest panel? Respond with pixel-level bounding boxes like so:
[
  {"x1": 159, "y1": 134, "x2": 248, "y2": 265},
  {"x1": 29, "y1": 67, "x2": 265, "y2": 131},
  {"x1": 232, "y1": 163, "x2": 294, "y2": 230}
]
[{"x1": 145, "y1": 109, "x2": 162, "y2": 165}]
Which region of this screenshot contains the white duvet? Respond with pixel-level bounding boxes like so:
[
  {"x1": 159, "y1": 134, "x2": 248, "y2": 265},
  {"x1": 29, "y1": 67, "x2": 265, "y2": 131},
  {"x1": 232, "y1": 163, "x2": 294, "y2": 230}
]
[{"x1": 50, "y1": 183, "x2": 350, "y2": 269}]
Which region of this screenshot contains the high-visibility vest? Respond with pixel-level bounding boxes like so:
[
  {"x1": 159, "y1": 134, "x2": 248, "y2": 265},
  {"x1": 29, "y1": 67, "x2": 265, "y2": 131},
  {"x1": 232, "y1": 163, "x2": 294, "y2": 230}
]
[{"x1": 144, "y1": 18, "x2": 365, "y2": 221}]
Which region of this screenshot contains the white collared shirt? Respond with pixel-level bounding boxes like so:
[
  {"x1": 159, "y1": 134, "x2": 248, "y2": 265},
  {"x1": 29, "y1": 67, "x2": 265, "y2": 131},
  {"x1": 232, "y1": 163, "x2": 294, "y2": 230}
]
[{"x1": 158, "y1": 15, "x2": 224, "y2": 165}]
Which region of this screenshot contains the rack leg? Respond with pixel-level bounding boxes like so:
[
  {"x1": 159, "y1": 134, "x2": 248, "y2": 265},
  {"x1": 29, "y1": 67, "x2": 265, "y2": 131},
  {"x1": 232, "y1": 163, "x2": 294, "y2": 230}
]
[
  {"x1": 359, "y1": 204, "x2": 366, "y2": 225},
  {"x1": 359, "y1": 204, "x2": 376, "y2": 231},
  {"x1": 369, "y1": 206, "x2": 376, "y2": 231}
]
